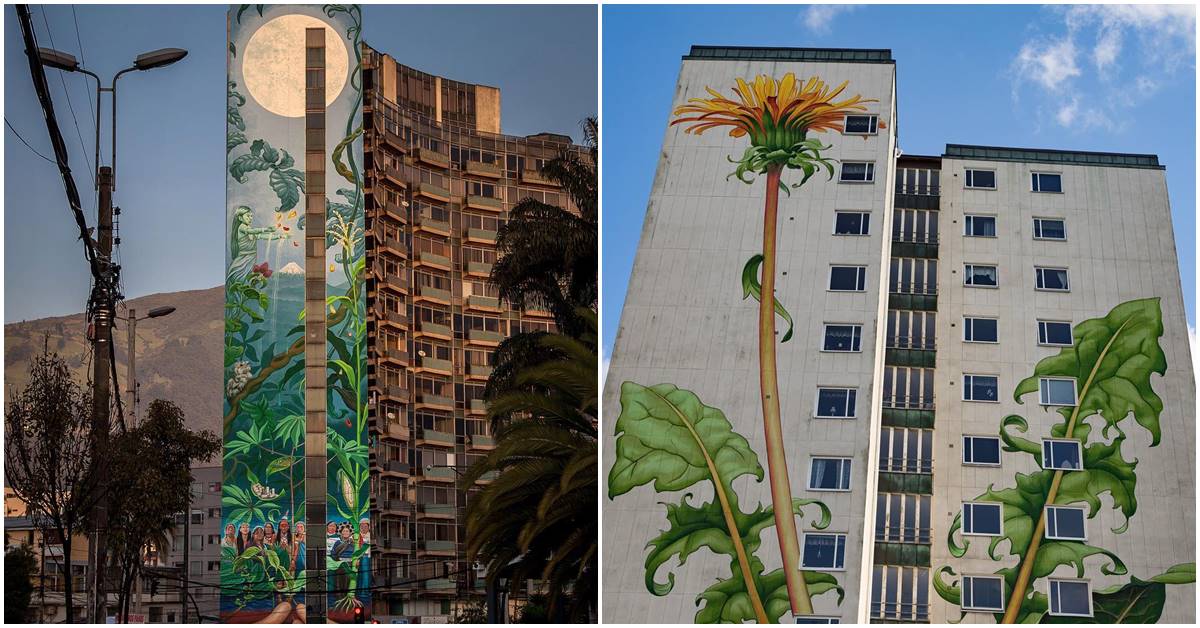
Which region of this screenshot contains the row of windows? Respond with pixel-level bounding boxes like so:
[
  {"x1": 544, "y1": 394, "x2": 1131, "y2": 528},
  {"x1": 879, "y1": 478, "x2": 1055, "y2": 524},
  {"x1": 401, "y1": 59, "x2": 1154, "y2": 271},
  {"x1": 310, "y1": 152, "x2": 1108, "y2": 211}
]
[
  {"x1": 963, "y1": 501, "x2": 1085, "y2": 539},
  {"x1": 814, "y1": 372, "x2": 1075, "y2": 419},
  {"x1": 837, "y1": 164, "x2": 1065, "y2": 193},
  {"x1": 963, "y1": 316, "x2": 1073, "y2": 346},
  {"x1": 964, "y1": 214, "x2": 1066, "y2": 240},
  {"x1": 963, "y1": 374, "x2": 1078, "y2": 406},
  {"x1": 964, "y1": 264, "x2": 1071, "y2": 291},
  {"x1": 838, "y1": 210, "x2": 1066, "y2": 244},
  {"x1": 959, "y1": 574, "x2": 1093, "y2": 617}
]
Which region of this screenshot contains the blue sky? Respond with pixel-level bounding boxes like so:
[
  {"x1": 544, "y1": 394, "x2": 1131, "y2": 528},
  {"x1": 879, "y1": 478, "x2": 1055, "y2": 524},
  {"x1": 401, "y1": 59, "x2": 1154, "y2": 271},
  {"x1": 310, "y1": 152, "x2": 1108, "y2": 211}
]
[
  {"x1": 601, "y1": 4, "x2": 1197, "y2": 366},
  {"x1": 4, "y1": 4, "x2": 596, "y2": 322}
]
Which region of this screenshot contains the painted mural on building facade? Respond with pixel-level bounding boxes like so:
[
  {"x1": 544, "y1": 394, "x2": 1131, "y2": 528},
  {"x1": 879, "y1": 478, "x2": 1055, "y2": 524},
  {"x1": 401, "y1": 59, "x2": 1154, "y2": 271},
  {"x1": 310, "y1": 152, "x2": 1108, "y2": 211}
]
[
  {"x1": 608, "y1": 74, "x2": 883, "y2": 623},
  {"x1": 223, "y1": 4, "x2": 367, "y2": 622},
  {"x1": 932, "y1": 298, "x2": 1194, "y2": 623}
]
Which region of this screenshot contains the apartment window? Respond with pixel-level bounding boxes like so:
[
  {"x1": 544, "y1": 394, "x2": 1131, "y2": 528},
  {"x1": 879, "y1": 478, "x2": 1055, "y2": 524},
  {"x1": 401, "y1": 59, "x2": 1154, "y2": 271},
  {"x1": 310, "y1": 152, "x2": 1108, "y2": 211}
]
[
  {"x1": 886, "y1": 309, "x2": 935, "y2": 350},
  {"x1": 964, "y1": 215, "x2": 996, "y2": 237},
  {"x1": 843, "y1": 114, "x2": 878, "y2": 134},
  {"x1": 962, "y1": 435, "x2": 1001, "y2": 466},
  {"x1": 1045, "y1": 506, "x2": 1086, "y2": 541},
  {"x1": 870, "y1": 565, "x2": 929, "y2": 621},
  {"x1": 1031, "y1": 172, "x2": 1063, "y2": 193},
  {"x1": 892, "y1": 208, "x2": 938, "y2": 244},
  {"x1": 964, "y1": 264, "x2": 998, "y2": 287},
  {"x1": 839, "y1": 161, "x2": 875, "y2": 182},
  {"x1": 962, "y1": 575, "x2": 1005, "y2": 612},
  {"x1": 801, "y1": 533, "x2": 847, "y2": 570},
  {"x1": 1048, "y1": 579, "x2": 1092, "y2": 617},
  {"x1": 1035, "y1": 267, "x2": 1070, "y2": 291},
  {"x1": 834, "y1": 211, "x2": 870, "y2": 235},
  {"x1": 794, "y1": 618, "x2": 839, "y2": 624},
  {"x1": 190, "y1": 535, "x2": 203, "y2": 551},
  {"x1": 1038, "y1": 320, "x2": 1073, "y2": 346},
  {"x1": 809, "y1": 457, "x2": 852, "y2": 491},
  {"x1": 190, "y1": 561, "x2": 203, "y2": 576},
  {"x1": 962, "y1": 317, "x2": 998, "y2": 343},
  {"x1": 889, "y1": 257, "x2": 938, "y2": 295},
  {"x1": 875, "y1": 493, "x2": 932, "y2": 543},
  {"x1": 1039, "y1": 378, "x2": 1077, "y2": 406},
  {"x1": 963, "y1": 502, "x2": 1002, "y2": 536},
  {"x1": 1042, "y1": 439, "x2": 1082, "y2": 470},
  {"x1": 822, "y1": 324, "x2": 862, "y2": 352},
  {"x1": 963, "y1": 374, "x2": 999, "y2": 402},
  {"x1": 815, "y1": 387, "x2": 857, "y2": 418},
  {"x1": 829, "y1": 266, "x2": 867, "y2": 291},
  {"x1": 896, "y1": 167, "x2": 940, "y2": 196},
  {"x1": 964, "y1": 169, "x2": 996, "y2": 189},
  {"x1": 878, "y1": 427, "x2": 933, "y2": 474},
  {"x1": 882, "y1": 366, "x2": 934, "y2": 410},
  {"x1": 1034, "y1": 218, "x2": 1067, "y2": 240}
]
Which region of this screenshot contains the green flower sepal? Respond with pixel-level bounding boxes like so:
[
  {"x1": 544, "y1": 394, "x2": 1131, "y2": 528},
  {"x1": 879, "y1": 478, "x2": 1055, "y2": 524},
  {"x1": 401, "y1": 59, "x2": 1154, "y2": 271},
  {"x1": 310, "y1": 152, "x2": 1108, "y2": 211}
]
[{"x1": 726, "y1": 138, "x2": 837, "y2": 196}]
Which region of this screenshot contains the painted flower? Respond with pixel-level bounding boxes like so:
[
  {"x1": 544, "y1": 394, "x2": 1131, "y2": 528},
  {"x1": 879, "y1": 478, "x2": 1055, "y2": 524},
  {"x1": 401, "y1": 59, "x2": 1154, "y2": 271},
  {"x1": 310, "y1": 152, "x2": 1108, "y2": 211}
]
[{"x1": 252, "y1": 261, "x2": 273, "y2": 278}]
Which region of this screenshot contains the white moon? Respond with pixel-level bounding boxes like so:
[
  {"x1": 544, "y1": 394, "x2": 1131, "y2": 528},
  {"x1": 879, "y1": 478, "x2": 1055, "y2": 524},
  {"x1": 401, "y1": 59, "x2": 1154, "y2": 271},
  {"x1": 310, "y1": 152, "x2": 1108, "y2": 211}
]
[{"x1": 242, "y1": 14, "x2": 349, "y2": 118}]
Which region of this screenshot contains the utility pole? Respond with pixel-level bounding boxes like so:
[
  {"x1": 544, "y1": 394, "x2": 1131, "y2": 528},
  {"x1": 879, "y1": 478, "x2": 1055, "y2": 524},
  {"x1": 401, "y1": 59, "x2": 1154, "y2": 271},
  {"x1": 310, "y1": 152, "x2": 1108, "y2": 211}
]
[
  {"x1": 89, "y1": 165, "x2": 116, "y2": 623},
  {"x1": 126, "y1": 308, "x2": 136, "y2": 425},
  {"x1": 182, "y1": 498, "x2": 190, "y2": 625}
]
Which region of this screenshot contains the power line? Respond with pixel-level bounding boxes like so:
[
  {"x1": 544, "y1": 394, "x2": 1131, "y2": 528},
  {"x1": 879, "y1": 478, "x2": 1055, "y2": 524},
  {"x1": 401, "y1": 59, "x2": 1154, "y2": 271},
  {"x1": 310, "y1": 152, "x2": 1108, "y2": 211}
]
[
  {"x1": 37, "y1": 5, "x2": 94, "y2": 190},
  {"x1": 70, "y1": 3, "x2": 100, "y2": 217},
  {"x1": 5, "y1": 117, "x2": 56, "y2": 164}
]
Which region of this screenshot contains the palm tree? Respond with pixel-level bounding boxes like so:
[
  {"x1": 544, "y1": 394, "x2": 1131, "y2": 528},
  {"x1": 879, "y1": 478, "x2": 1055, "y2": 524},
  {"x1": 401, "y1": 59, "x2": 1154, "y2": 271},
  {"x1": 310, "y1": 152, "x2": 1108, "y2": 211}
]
[{"x1": 461, "y1": 311, "x2": 598, "y2": 622}]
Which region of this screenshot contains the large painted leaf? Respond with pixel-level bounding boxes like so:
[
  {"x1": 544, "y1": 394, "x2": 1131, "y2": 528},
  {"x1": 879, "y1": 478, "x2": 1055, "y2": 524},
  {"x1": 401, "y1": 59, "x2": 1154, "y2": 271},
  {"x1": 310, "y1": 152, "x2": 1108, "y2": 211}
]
[{"x1": 695, "y1": 556, "x2": 844, "y2": 623}]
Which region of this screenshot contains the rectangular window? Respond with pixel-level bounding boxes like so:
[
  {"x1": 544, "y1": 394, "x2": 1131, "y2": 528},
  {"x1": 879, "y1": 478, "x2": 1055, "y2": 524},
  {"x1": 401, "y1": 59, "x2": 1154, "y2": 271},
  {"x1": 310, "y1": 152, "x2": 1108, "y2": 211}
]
[
  {"x1": 881, "y1": 366, "x2": 934, "y2": 410},
  {"x1": 815, "y1": 387, "x2": 857, "y2": 419},
  {"x1": 963, "y1": 502, "x2": 1002, "y2": 536},
  {"x1": 870, "y1": 565, "x2": 930, "y2": 621},
  {"x1": 963, "y1": 374, "x2": 999, "y2": 402},
  {"x1": 964, "y1": 215, "x2": 996, "y2": 237},
  {"x1": 875, "y1": 493, "x2": 932, "y2": 544},
  {"x1": 801, "y1": 533, "x2": 847, "y2": 570},
  {"x1": 964, "y1": 264, "x2": 998, "y2": 287},
  {"x1": 889, "y1": 257, "x2": 938, "y2": 295},
  {"x1": 964, "y1": 169, "x2": 996, "y2": 189},
  {"x1": 1032, "y1": 172, "x2": 1063, "y2": 193},
  {"x1": 834, "y1": 211, "x2": 870, "y2": 235},
  {"x1": 962, "y1": 575, "x2": 1005, "y2": 612},
  {"x1": 878, "y1": 427, "x2": 933, "y2": 474},
  {"x1": 1035, "y1": 267, "x2": 1070, "y2": 291},
  {"x1": 893, "y1": 207, "x2": 939, "y2": 244},
  {"x1": 809, "y1": 457, "x2": 852, "y2": 491},
  {"x1": 840, "y1": 161, "x2": 875, "y2": 182},
  {"x1": 794, "y1": 618, "x2": 839, "y2": 624},
  {"x1": 822, "y1": 324, "x2": 862, "y2": 352},
  {"x1": 1042, "y1": 439, "x2": 1082, "y2": 470},
  {"x1": 1049, "y1": 579, "x2": 1092, "y2": 617},
  {"x1": 1038, "y1": 320, "x2": 1073, "y2": 346},
  {"x1": 886, "y1": 309, "x2": 935, "y2": 350},
  {"x1": 963, "y1": 317, "x2": 998, "y2": 343},
  {"x1": 829, "y1": 266, "x2": 867, "y2": 291},
  {"x1": 1034, "y1": 218, "x2": 1067, "y2": 240},
  {"x1": 963, "y1": 435, "x2": 1002, "y2": 466},
  {"x1": 843, "y1": 114, "x2": 878, "y2": 135},
  {"x1": 1039, "y1": 378, "x2": 1077, "y2": 406},
  {"x1": 1045, "y1": 506, "x2": 1086, "y2": 541}
]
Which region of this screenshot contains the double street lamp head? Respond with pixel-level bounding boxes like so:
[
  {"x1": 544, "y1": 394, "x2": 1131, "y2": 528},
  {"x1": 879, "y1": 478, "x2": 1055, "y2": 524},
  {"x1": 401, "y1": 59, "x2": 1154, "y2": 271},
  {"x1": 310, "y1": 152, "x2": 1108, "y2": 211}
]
[
  {"x1": 147, "y1": 306, "x2": 176, "y2": 319},
  {"x1": 36, "y1": 46, "x2": 188, "y2": 74},
  {"x1": 36, "y1": 47, "x2": 79, "y2": 72}
]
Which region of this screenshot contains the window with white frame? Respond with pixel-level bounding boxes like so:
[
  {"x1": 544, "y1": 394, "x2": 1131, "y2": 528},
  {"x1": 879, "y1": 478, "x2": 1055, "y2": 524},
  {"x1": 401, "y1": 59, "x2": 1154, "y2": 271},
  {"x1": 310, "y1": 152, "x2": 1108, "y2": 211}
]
[
  {"x1": 1045, "y1": 506, "x2": 1086, "y2": 541},
  {"x1": 834, "y1": 211, "x2": 870, "y2": 235},
  {"x1": 801, "y1": 533, "x2": 847, "y2": 570},
  {"x1": 962, "y1": 435, "x2": 1002, "y2": 466},
  {"x1": 1042, "y1": 439, "x2": 1082, "y2": 470},
  {"x1": 964, "y1": 264, "x2": 998, "y2": 287},
  {"x1": 963, "y1": 374, "x2": 999, "y2": 402},
  {"x1": 1035, "y1": 267, "x2": 1070, "y2": 291},
  {"x1": 1039, "y1": 378, "x2": 1077, "y2": 406},
  {"x1": 843, "y1": 114, "x2": 879, "y2": 135},
  {"x1": 1031, "y1": 172, "x2": 1063, "y2": 193},
  {"x1": 889, "y1": 257, "x2": 938, "y2": 295},
  {"x1": 823, "y1": 324, "x2": 862, "y2": 352},
  {"x1": 815, "y1": 387, "x2": 857, "y2": 418},
  {"x1": 809, "y1": 457, "x2": 852, "y2": 491},
  {"x1": 882, "y1": 366, "x2": 934, "y2": 410},
  {"x1": 875, "y1": 493, "x2": 932, "y2": 543},
  {"x1": 879, "y1": 427, "x2": 933, "y2": 474},
  {"x1": 1034, "y1": 218, "x2": 1066, "y2": 240},
  {"x1": 1038, "y1": 320, "x2": 1073, "y2": 346},
  {"x1": 964, "y1": 169, "x2": 996, "y2": 189},
  {"x1": 840, "y1": 161, "x2": 875, "y2": 182},
  {"x1": 870, "y1": 565, "x2": 930, "y2": 621},
  {"x1": 964, "y1": 215, "x2": 997, "y2": 237},
  {"x1": 963, "y1": 316, "x2": 998, "y2": 343},
  {"x1": 962, "y1": 575, "x2": 1005, "y2": 612},
  {"x1": 892, "y1": 208, "x2": 939, "y2": 244},
  {"x1": 887, "y1": 309, "x2": 935, "y2": 350},
  {"x1": 1048, "y1": 579, "x2": 1092, "y2": 617},
  {"x1": 829, "y1": 266, "x2": 867, "y2": 291},
  {"x1": 963, "y1": 502, "x2": 1002, "y2": 536}
]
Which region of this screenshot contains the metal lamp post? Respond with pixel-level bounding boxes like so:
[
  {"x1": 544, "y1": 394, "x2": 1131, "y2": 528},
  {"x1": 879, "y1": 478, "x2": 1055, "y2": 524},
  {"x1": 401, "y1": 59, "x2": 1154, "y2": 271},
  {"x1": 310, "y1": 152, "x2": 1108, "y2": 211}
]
[{"x1": 116, "y1": 305, "x2": 176, "y2": 426}]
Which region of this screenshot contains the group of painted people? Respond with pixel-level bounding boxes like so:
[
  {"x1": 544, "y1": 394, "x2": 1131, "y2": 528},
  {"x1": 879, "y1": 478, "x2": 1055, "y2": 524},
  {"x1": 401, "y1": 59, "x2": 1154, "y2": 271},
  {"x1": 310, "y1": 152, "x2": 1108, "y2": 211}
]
[{"x1": 222, "y1": 518, "x2": 307, "y2": 574}]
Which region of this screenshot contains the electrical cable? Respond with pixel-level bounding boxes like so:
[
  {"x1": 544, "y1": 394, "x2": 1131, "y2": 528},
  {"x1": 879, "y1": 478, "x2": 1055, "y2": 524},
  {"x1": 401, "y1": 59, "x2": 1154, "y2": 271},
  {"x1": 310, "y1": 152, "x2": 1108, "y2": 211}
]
[
  {"x1": 4, "y1": 116, "x2": 56, "y2": 164},
  {"x1": 37, "y1": 5, "x2": 94, "y2": 189}
]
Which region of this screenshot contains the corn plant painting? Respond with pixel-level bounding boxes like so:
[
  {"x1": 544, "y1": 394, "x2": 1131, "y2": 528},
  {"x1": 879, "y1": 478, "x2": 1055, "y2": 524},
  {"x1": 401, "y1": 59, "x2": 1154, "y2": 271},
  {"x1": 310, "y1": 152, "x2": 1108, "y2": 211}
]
[
  {"x1": 932, "y1": 298, "x2": 1195, "y2": 623},
  {"x1": 608, "y1": 73, "x2": 878, "y2": 622}
]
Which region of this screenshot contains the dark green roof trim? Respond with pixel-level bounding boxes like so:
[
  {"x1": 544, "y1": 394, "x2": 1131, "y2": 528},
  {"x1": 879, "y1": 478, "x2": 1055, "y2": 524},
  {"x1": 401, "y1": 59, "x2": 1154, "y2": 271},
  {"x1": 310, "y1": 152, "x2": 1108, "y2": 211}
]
[
  {"x1": 684, "y1": 45, "x2": 894, "y2": 64},
  {"x1": 944, "y1": 144, "x2": 1163, "y2": 170}
]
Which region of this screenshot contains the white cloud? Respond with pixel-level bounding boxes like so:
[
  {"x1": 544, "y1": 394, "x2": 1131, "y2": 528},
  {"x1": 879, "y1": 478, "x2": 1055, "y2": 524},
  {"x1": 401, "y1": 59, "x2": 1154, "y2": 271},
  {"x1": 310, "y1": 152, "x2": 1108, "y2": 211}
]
[
  {"x1": 1014, "y1": 37, "x2": 1080, "y2": 91},
  {"x1": 802, "y1": 5, "x2": 858, "y2": 33},
  {"x1": 1093, "y1": 27, "x2": 1122, "y2": 71},
  {"x1": 1055, "y1": 97, "x2": 1079, "y2": 126}
]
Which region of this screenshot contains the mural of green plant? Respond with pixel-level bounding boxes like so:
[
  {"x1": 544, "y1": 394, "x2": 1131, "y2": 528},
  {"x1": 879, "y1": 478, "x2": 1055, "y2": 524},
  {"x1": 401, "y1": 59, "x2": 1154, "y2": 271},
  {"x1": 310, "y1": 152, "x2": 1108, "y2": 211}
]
[{"x1": 932, "y1": 298, "x2": 1195, "y2": 623}]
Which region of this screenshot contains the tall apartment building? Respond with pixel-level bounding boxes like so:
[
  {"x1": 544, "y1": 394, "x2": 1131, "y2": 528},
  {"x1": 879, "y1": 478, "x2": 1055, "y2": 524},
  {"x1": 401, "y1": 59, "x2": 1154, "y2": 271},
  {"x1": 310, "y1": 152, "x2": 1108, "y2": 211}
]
[{"x1": 603, "y1": 46, "x2": 1195, "y2": 624}]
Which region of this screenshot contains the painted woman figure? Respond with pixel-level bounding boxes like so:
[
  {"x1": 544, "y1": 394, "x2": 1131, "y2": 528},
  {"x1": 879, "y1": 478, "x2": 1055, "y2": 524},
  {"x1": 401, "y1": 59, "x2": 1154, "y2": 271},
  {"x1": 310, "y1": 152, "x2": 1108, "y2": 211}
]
[
  {"x1": 292, "y1": 521, "x2": 307, "y2": 574},
  {"x1": 221, "y1": 524, "x2": 237, "y2": 550},
  {"x1": 277, "y1": 518, "x2": 292, "y2": 552},
  {"x1": 356, "y1": 518, "x2": 371, "y2": 593},
  {"x1": 251, "y1": 526, "x2": 265, "y2": 549},
  {"x1": 228, "y1": 205, "x2": 284, "y2": 281},
  {"x1": 237, "y1": 522, "x2": 252, "y2": 554},
  {"x1": 264, "y1": 521, "x2": 276, "y2": 549},
  {"x1": 326, "y1": 521, "x2": 339, "y2": 554},
  {"x1": 331, "y1": 523, "x2": 355, "y2": 560}
]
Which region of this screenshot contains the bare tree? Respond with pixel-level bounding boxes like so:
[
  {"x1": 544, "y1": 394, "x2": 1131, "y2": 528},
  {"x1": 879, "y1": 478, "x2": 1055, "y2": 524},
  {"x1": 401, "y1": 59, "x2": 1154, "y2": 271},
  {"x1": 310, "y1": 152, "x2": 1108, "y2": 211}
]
[{"x1": 5, "y1": 347, "x2": 104, "y2": 623}]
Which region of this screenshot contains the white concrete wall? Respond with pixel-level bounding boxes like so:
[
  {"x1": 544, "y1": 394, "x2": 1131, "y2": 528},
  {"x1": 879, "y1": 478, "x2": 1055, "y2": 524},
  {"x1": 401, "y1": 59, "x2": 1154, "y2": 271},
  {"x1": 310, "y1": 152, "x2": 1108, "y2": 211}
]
[
  {"x1": 603, "y1": 57, "x2": 897, "y2": 623},
  {"x1": 931, "y1": 157, "x2": 1196, "y2": 623}
]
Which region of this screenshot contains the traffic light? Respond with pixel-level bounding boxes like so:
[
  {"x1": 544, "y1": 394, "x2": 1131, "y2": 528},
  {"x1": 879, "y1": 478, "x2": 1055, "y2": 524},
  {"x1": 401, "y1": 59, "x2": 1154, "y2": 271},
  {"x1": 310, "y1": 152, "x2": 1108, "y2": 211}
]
[{"x1": 353, "y1": 606, "x2": 365, "y2": 624}]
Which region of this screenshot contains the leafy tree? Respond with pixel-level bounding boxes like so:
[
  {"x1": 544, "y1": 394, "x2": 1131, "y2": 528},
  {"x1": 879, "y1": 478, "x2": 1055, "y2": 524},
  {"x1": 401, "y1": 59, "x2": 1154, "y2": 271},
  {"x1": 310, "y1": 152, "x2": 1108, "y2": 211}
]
[
  {"x1": 5, "y1": 544, "x2": 37, "y2": 623},
  {"x1": 4, "y1": 346, "x2": 104, "y2": 624}
]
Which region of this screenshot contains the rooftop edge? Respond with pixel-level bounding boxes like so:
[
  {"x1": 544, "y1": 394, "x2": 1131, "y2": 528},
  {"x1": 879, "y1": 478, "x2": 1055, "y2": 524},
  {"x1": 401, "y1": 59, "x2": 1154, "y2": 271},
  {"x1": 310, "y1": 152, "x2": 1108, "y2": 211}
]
[
  {"x1": 944, "y1": 144, "x2": 1163, "y2": 170},
  {"x1": 684, "y1": 45, "x2": 894, "y2": 64}
]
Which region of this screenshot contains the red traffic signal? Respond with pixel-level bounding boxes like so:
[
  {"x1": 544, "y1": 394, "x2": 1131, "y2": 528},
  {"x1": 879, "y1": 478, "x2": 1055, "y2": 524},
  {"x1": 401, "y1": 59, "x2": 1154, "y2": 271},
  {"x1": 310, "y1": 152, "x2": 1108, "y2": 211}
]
[{"x1": 353, "y1": 606, "x2": 365, "y2": 624}]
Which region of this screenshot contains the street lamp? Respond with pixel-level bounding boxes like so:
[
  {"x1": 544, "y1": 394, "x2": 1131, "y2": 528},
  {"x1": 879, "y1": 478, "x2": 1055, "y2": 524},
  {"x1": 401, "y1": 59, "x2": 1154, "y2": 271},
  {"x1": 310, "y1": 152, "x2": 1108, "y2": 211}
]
[{"x1": 116, "y1": 305, "x2": 178, "y2": 427}]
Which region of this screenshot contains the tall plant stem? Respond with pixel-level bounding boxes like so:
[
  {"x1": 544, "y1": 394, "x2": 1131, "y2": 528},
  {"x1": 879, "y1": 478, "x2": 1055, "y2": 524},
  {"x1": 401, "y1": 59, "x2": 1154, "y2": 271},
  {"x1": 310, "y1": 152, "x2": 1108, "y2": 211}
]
[
  {"x1": 1000, "y1": 318, "x2": 1131, "y2": 623},
  {"x1": 760, "y1": 165, "x2": 813, "y2": 616}
]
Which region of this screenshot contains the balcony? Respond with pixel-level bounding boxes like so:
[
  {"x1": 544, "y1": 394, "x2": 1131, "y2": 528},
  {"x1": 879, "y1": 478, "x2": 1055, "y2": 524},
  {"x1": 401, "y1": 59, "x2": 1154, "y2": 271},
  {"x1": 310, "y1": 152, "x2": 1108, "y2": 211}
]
[
  {"x1": 414, "y1": 286, "x2": 452, "y2": 304},
  {"x1": 468, "y1": 433, "x2": 496, "y2": 450},
  {"x1": 466, "y1": 294, "x2": 501, "y2": 312},
  {"x1": 419, "y1": 503, "x2": 457, "y2": 518},
  {"x1": 466, "y1": 261, "x2": 494, "y2": 277},
  {"x1": 414, "y1": 213, "x2": 451, "y2": 236},
  {"x1": 468, "y1": 398, "x2": 488, "y2": 415},
  {"x1": 415, "y1": 393, "x2": 454, "y2": 411},
  {"x1": 377, "y1": 308, "x2": 407, "y2": 328},
  {"x1": 465, "y1": 195, "x2": 503, "y2": 213},
  {"x1": 423, "y1": 577, "x2": 457, "y2": 590},
  {"x1": 417, "y1": 428, "x2": 455, "y2": 447},
  {"x1": 416, "y1": 322, "x2": 452, "y2": 339},
  {"x1": 416, "y1": 357, "x2": 453, "y2": 374},
  {"x1": 884, "y1": 336, "x2": 936, "y2": 368},
  {"x1": 416, "y1": 181, "x2": 451, "y2": 203},
  {"x1": 891, "y1": 232, "x2": 939, "y2": 259},
  {"x1": 520, "y1": 169, "x2": 557, "y2": 187},
  {"x1": 378, "y1": 385, "x2": 410, "y2": 404},
  {"x1": 378, "y1": 234, "x2": 408, "y2": 256},
  {"x1": 465, "y1": 160, "x2": 503, "y2": 179},
  {"x1": 887, "y1": 283, "x2": 938, "y2": 312},
  {"x1": 381, "y1": 163, "x2": 409, "y2": 189},
  {"x1": 378, "y1": 536, "x2": 415, "y2": 553},
  {"x1": 415, "y1": 251, "x2": 452, "y2": 271},
  {"x1": 415, "y1": 147, "x2": 450, "y2": 170},
  {"x1": 422, "y1": 465, "x2": 458, "y2": 482},
  {"x1": 467, "y1": 328, "x2": 505, "y2": 345},
  {"x1": 465, "y1": 227, "x2": 497, "y2": 244},
  {"x1": 381, "y1": 421, "x2": 411, "y2": 441},
  {"x1": 377, "y1": 345, "x2": 410, "y2": 365},
  {"x1": 379, "y1": 198, "x2": 408, "y2": 223},
  {"x1": 382, "y1": 460, "x2": 411, "y2": 475},
  {"x1": 378, "y1": 272, "x2": 409, "y2": 293},
  {"x1": 467, "y1": 363, "x2": 493, "y2": 379},
  {"x1": 378, "y1": 497, "x2": 415, "y2": 514}
]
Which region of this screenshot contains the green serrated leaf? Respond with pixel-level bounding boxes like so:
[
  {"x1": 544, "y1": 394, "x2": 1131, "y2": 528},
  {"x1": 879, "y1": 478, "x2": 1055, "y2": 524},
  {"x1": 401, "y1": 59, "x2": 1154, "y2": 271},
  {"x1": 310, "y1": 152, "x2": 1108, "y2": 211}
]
[{"x1": 740, "y1": 254, "x2": 794, "y2": 343}]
